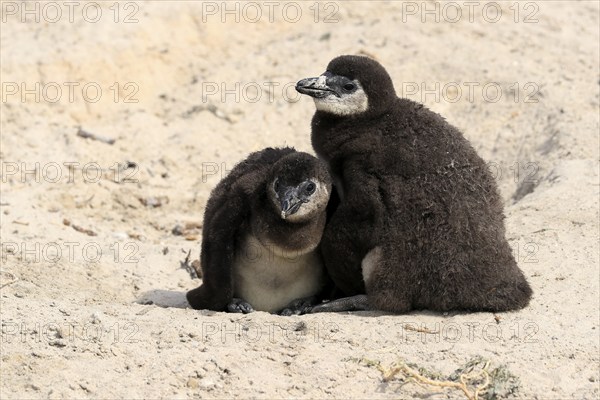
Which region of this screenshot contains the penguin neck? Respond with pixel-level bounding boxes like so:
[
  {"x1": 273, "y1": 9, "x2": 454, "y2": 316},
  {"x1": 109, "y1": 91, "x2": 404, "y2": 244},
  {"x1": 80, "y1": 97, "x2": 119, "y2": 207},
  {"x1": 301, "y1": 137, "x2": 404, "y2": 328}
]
[
  {"x1": 311, "y1": 109, "x2": 389, "y2": 181},
  {"x1": 249, "y1": 201, "x2": 327, "y2": 256}
]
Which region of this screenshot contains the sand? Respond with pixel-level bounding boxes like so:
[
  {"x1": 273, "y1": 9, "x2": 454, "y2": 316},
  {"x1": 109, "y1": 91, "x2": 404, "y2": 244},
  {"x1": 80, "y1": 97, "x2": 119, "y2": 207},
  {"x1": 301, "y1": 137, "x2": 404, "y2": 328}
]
[{"x1": 1, "y1": 1, "x2": 599, "y2": 398}]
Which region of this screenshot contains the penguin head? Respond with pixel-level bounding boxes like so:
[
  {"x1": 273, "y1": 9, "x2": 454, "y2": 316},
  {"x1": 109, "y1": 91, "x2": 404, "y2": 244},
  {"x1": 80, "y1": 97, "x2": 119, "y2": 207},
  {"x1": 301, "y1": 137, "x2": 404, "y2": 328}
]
[
  {"x1": 267, "y1": 152, "x2": 331, "y2": 223},
  {"x1": 296, "y1": 55, "x2": 396, "y2": 117}
]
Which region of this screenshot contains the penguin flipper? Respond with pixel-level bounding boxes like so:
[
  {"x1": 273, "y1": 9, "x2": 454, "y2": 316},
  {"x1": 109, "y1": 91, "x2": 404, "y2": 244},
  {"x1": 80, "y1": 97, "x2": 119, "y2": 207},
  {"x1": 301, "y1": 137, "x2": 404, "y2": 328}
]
[
  {"x1": 186, "y1": 176, "x2": 250, "y2": 311},
  {"x1": 309, "y1": 294, "x2": 370, "y2": 313},
  {"x1": 186, "y1": 193, "x2": 248, "y2": 311}
]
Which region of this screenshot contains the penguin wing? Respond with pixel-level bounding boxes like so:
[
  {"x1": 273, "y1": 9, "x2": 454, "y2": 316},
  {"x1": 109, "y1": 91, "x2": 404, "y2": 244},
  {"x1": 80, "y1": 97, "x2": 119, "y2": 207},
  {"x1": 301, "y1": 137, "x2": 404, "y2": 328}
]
[{"x1": 186, "y1": 147, "x2": 296, "y2": 311}]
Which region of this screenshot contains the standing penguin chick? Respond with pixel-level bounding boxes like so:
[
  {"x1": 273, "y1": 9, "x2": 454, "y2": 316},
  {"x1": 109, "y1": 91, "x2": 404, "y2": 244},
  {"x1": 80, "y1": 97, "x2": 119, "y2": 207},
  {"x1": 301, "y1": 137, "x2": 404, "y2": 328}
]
[
  {"x1": 296, "y1": 55, "x2": 532, "y2": 313},
  {"x1": 186, "y1": 148, "x2": 333, "y2": 314}
]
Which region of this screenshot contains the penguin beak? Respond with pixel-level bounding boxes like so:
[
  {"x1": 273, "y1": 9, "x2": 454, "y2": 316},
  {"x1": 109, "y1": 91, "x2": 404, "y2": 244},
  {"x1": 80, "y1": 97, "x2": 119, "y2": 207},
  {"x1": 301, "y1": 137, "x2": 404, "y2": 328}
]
[
  {"x1": 296, "y1": 74, "x2": 336, "y2": 98},
  {"x1": 279, "y1": 187, "x2": 304, "y2": 220}
]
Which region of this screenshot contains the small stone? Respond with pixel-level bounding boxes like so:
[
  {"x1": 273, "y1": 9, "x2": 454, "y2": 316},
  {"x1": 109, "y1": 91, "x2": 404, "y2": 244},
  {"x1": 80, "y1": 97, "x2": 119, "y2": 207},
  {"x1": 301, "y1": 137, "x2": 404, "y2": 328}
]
[
  {"x1": 139, "y1": 196, "x2": 168, "y2": 208},
  {"x1": 79, "y1": 382, "x2": 92, "y2": 393},
  {"x1": 294, "y1": 322, "x2": 307, "y2": 332},
  {"x1": 90, "y1": 312, "x2": 101, "y2": 324},
  {"x1": 187, "y1": 378, "x2": 199, "y2": 389},
  {"x1": 199, "y1": 378, "x2": 216, "y2": 390},
  {"x1": 52, "y1": 327, "x2": 65, "y2": 339},
  {"x1": 49, "y1": 339, "x2": 67, "y2": 347},
  {"x1": 112, "y1": 232, "x2": 129, "y2": 241}
]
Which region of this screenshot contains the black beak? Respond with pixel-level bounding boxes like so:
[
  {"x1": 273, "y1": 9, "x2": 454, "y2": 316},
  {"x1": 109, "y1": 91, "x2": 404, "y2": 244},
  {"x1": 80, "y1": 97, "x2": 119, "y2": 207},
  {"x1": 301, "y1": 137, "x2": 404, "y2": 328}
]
[
  {"x1": 279, "y1": 187, "x2": 304, "y2": 220},
  {"x1": 296, "y1": 76, "x2": 335, "y2": 98}
]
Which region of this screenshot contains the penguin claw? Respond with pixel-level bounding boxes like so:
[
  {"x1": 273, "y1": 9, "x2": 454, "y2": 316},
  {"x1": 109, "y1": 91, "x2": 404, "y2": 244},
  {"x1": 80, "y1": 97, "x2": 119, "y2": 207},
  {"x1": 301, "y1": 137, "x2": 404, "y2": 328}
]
[
  {"x1": 278, "y1": 296, "x2": 318, "y2": 316},
  {"x1": 278, "y1": 308, "x2": 296, "y2": 316},
  {"x1": 227, "y1": 298, "x2": 255, "y2": 314}
]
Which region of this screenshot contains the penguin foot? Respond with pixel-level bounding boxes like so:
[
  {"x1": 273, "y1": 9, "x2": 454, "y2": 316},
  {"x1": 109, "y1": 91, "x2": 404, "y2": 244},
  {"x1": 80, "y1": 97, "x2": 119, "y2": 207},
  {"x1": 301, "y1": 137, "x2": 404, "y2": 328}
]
[
  {"x1": 227, "y1": 298, "x2": 255, "y2": 313},
  {"x1": 310, "y1": 294, "x2": 370, "y2": 313},
  {"x1": 278, "y1": 296, "x2": 319, "y2": 316}
]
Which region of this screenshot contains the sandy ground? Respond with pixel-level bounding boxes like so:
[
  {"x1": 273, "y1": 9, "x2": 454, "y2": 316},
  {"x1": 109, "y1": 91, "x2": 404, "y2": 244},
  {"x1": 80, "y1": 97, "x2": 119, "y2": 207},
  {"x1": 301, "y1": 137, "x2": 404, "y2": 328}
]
[{"x1": 1, "y1": 1, "x2": 599, "y2": 398}]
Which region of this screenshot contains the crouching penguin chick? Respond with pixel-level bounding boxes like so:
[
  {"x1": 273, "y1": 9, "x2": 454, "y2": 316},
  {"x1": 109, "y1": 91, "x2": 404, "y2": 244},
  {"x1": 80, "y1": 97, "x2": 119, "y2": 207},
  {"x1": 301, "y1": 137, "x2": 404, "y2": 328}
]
[{"x1": 186, "y1": 147, "x2": 333, "y2": 314}]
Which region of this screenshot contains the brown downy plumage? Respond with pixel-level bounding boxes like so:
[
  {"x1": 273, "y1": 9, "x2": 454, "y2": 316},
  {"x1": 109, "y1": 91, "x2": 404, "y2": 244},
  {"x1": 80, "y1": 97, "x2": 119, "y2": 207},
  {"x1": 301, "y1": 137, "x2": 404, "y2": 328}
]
[{"x1": 296, "y1": 55, "x2": 532, "y2": 313}]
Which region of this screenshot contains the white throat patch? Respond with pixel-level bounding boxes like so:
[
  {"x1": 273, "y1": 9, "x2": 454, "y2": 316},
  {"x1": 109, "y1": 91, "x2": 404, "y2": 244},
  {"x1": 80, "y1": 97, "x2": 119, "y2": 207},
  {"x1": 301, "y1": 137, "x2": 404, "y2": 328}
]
[{"x1": 314, "y1": 80, "x2": 368, "y2": 116}]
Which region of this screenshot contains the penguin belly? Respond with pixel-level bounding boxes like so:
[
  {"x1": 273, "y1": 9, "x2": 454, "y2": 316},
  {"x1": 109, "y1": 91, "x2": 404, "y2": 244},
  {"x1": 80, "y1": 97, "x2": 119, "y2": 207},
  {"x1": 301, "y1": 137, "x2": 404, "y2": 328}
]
[{"x1": 233, "y1": 234, "x2": 325, "y2": 313}]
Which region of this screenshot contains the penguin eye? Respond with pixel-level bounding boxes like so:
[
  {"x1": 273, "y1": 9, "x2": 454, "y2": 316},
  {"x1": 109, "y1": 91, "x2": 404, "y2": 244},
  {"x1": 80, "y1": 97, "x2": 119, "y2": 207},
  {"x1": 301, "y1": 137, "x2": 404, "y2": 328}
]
[
  {"x1": 305, "y1": 182, "x2": 316, "y2": 195},
  {"x1": 343, "y1": 83, "x2": 355, "y2": 91}
]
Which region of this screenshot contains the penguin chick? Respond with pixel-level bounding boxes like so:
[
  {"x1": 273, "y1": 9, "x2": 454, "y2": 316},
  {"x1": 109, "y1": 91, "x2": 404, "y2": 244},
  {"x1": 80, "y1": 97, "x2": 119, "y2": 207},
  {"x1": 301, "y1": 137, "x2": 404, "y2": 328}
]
[
  {"x1": 296, "y1": 55, "x2": 533, "y2": 313},
  {"x1": 186, "y1": 148, "x2": 332, "y2": 314}
]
